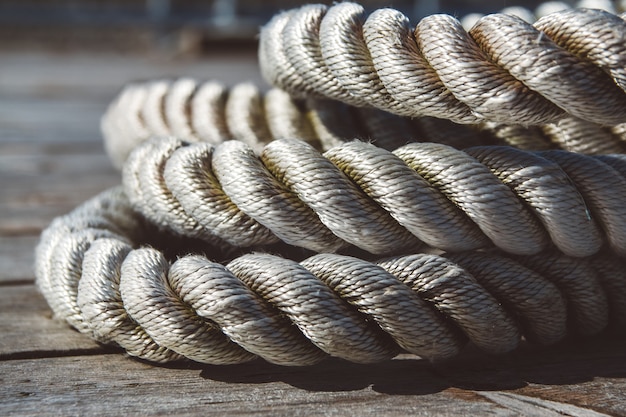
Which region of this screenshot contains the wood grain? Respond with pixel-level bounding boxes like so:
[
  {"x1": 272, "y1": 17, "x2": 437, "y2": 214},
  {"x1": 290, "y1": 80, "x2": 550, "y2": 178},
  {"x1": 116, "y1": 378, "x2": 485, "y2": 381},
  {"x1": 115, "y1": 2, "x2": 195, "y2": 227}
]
[
  {"x1": 0, "y1": 285, "x2": 104, "y2": 358},
  {"x1": 0, "y1": 141, "x2": 119, "y2": 235},
  {"x1": 0, "y1": 52, "x2": 263, "y2": 99},
  {"x1": 0, "y1": 236, "x2": 37, "y2": 283},
  {"x1": 1, "y1": 355, "x2": 484, "y2": 417},
  {"x1": 1, "y1": 341, "x2": 626, "y2": 416},
  {"x1": 1, "y1": 284, "x2": 625, "y2": 416}
]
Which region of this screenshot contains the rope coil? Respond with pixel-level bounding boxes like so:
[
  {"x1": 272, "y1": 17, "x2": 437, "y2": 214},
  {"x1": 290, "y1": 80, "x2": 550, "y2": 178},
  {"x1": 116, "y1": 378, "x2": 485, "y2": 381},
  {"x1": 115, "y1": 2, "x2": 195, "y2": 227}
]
[
  {"x1": 36, "y1": 2, "x2": 626, "y2": 367},
  {"x1": 101, "y1": 78, "x2": 626, "y2": 168},
  {"x1": 36, "y1": 187, "x2": 626, "y2": 366},
  {"x1": 123, "y1": 136, "x2": 626, "y2": 257},
  {"x1": 259, "y1": 3, "x2": 626, "y2": 125}
]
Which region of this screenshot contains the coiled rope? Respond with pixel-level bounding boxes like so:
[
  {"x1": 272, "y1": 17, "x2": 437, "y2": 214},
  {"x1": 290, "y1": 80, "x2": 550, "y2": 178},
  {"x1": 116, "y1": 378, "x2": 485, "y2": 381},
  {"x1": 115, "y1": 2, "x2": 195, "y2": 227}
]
[
  {"x1": 259, "y1": 3, "x2": 626, "y2": 125},
  {"x1": 36, "y1": 187, "x2": 626, "y2": 365},
  {"x1": 36, "y1": 3, "x2": 626, "y2": 366},
  {"x1": 123, "y1": 136, "x2": 626, "y2": 257},
  {"x1": 102, "y1": 78, "x2": 626, "y2": 168}
]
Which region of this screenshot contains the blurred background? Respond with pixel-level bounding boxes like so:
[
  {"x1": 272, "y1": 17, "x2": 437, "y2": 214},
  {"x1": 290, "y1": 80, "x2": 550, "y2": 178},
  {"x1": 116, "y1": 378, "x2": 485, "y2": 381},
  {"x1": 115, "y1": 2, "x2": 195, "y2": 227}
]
[
  {"x1": 0, "y1": 0, "x2": 589, "y2": 54},
  {"x1": 0, "y1": 0, "x2": 623, "y2": 146}
]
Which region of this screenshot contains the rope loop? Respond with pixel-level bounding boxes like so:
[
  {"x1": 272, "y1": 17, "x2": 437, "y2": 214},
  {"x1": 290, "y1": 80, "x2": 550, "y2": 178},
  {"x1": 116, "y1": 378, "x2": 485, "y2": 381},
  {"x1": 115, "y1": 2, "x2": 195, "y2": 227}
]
[
  {"x1": 36, "y1": 1, "x2": 626, "y2": 368},
  {"x1": 123, "y1": 137, "x2": 626, "y2": 257},
  {"x1": 259, "y1": 3, "x2": 626, "y2": 125},
  {"x1": 35, "y1": 187, "x2": 626, "y2": 365},
  {"x1": 101, "y1": 79, "x2": 626, "y2": 168}
]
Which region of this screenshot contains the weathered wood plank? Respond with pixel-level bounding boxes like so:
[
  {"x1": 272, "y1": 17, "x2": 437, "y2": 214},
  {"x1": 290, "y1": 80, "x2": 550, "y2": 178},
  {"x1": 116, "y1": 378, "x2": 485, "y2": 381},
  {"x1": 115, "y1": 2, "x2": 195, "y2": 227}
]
[
  {"x1": 0, "y1": 142, "x2": 119, "y2": 235},
  {"x1": 1, "y1": 342, "x2": 626, "y2": 417},
  {"x1": 0, "y1": 236, "x2": 37, "y2": 283},
  {"x1": 0, "y1": 181, "x2": 119, "y2": 235},
  {"x1": 2, "y1": 285, "x2": 626, "y2": 416},
  {"x1": 0, "y1": 285, "x2": 104, "y2": 358},
  {"x1": 0, "y1": 51, "x2": 263, "y2": 99},
  {"x1": 0, "y1": 145, "x2": 114, "y2": 177},
  {"x1": 0, "y1": 96, "x2": 107, "y2": 144},
  {"x1": 1, "y1": 166, "x2": 119, "y2": 201},
  {"x1": 436, "y1": 338, "x2": 626, "y2": 416},
  {"x1": 1, "y1": 355, "x2": 463, "y2": 417}
]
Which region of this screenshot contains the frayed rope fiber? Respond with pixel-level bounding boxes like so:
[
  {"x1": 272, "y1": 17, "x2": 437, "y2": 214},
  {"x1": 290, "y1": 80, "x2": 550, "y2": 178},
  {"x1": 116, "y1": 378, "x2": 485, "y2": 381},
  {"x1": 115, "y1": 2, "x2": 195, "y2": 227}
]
[{"x1": 37, "y1": 2, "x2": 626, "y2": 366}]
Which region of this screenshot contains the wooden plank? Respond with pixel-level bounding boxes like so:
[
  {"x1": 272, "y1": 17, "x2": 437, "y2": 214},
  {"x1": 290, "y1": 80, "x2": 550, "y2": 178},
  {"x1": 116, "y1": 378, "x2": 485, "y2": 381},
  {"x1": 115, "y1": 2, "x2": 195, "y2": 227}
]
[
  {"x1": 437, "y1": 338, "x2": 626, "y2": 416},
  {"x1": 0, "y1": 51, "x2": 263, "y2": 99},
  {"x1": 1, "y1": 343, "x2": 626, "y2": 416},
  {"x1": 0, "y1": 355, "x2": 543, "y2": 417},
  {"x1": 0, "y1": 236, "x2": 37, "y2": 283},
  {"x1": 1, "y1": 285, "x2": 626, "y2": 415},
  {"x1": 0, "y1": 96, "x2": 106, "y2": 144},
  {"x1": 0, "y1": 143, "x2": 119, "y2": 235},
  {"x1": 0, "y1": 180, "x2": 119, "y2": 235},
  {"x1": 0, "y1": 356, "x2": 412, "y2": 416},
  {"x1": 0, "y1": 154, "x2": 115, "y2": 181},
  {"x1": 0, "y1": 285, "x2": 104, "y2": 358}
]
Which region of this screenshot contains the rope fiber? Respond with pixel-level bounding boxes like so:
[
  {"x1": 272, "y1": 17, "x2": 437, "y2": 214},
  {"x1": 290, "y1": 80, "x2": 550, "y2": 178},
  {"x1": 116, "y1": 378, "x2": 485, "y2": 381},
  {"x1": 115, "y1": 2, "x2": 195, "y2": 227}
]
[
  {"x1": 102, "y1": 78, "x2": 626, "y2": 168},
  {"x1": 122, "y1": 136, "x2": 626, "y2": 257},
  {"x1": 259, "y1": 3, "x2": 626, "y2": 125},
  {"x1": 36, "y1": 187, "x2": 626, "y2": 365},
  {"x1": 36, "y1": 1, "x2": 626, "y2": 367}
]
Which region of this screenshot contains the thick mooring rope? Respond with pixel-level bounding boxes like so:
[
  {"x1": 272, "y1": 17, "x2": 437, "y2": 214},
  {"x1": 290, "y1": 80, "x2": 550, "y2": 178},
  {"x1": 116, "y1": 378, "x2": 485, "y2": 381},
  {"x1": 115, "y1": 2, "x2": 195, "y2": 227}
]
[
  {"x1": 36, "y1": 3, "x2": 626, "y2": 366},
  {"x1": 102, "y1": 78, "x2": 626, "y2": 168},
  {"x1": 123, "y1": 136, "x2": 626, "y2": 258},
  {"x1": 36, "y1": 187, "x2": 626, "y2": 365},
  {"x1": 259, "y1": 3, "x2": 626, "y2": 125}
]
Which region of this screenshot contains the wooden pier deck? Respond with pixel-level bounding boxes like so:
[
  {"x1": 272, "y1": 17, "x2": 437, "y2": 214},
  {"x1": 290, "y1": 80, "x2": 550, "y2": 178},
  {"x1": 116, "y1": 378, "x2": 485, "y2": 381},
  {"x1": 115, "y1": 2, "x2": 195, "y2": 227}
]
[{"x1": 1, "y1": 51, "x2": 626, "y2": 416}]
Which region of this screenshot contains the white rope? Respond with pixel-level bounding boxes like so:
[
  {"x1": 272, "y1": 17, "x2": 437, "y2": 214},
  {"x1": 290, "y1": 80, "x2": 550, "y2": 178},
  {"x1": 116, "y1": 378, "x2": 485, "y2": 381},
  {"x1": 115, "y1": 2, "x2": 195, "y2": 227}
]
[
  {"x1": 259, "y1": 4, "x2": 626, "y2": 125},
  {"x1": 35, "y1": 187, "x2": 625, "y2": 365},
  {"x1": 35, "y1": 1, "x2": 626, "y2": 367},
  {"x1": 101, "y1": 79, "x2": 626, "y2": 168},
  {"x1": 122, "y1": 137, "x2": 626, "y2": 257}
]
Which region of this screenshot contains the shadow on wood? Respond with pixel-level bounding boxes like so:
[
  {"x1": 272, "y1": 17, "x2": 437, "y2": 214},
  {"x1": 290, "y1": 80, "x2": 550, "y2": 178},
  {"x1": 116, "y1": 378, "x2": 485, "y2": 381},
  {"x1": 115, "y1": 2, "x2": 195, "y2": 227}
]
[{"x1": 128, "y1": 335, "x2": 626, "y2": 395}]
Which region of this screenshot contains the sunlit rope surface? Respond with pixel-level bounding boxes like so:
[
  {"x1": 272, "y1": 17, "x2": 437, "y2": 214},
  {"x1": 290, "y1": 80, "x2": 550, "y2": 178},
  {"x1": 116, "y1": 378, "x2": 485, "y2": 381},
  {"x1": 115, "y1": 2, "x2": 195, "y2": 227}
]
[
  {"x1": 36, "y1": 187, "x2": 626, "y2": 365},
  {"x1": 36, "y1": 1, "x2": 626, "y2": 366},
  {"x1": 259, "y1": 3, "x2": 626, "y2": 125},
  {"x1": 102, "y1": 79, "x2": 626, "y2": 168}
]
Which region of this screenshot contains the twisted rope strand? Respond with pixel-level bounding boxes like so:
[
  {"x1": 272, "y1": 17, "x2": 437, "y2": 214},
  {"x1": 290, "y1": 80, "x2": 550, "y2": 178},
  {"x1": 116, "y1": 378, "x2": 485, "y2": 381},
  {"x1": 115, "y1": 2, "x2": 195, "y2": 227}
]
[
  {"x1": 35, "y1": 187, "x2": 626, "y2": 365},
  {"x1": 463, "y1": 146, "x2": 604, "y2": 257},
  {"x1": 101, "y1": 78, "x2": 626, "y2": 168},
  {"x1": 444, "y1": 252, "x2": 568, "y2": 344},
  {"x1": 512, "y1": 253, "x2": 609, "y2": 336},
  {"x1": 123, "y1": 137, "x2": 626, "y2": 257},
  {"x1": 77, "y1": 238, "x2": 182, "y2": 362},
  {"x1": 590, "y1": 252, "x2": 626, "y2": 330},
  {"x1": 259, "y1": 3, "x2": 626, "y2": 125},
  {"x1": 540, "y1": 150, "x2": 626, "y2": 253}
]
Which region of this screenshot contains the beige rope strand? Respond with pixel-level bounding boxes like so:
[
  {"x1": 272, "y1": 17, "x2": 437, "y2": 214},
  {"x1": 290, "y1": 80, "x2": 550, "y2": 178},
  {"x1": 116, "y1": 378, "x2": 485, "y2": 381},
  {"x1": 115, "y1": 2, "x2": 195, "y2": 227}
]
[
  {"x1": 35, "y1": 187, "x2": 626, "y2": 365},
  {"x1": 101, "y1": 79, "x2": 626, "y2": 168},
  {"x1": 122, "y1": 137, "x2": 626, "y2": 257},
  {"x1": 259, "y1": 4, "x2": 626, "y2": 125}
]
